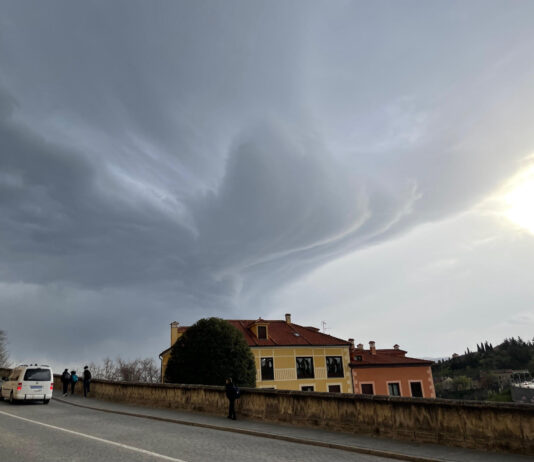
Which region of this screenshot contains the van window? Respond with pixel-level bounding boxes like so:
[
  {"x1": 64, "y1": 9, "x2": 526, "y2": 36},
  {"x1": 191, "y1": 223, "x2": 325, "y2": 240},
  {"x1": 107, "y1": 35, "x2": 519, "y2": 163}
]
[{"x1": 23, "y1": 368, "x2": 51, "y2": 381}]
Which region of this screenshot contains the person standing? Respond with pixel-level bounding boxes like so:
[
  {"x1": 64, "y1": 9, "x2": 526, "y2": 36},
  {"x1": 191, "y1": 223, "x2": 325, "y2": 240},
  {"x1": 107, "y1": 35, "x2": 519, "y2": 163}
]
[
  {"x1": 83, "y1": 365, "x2": 91, "y2": 397},
  {"x1": 60, "y1": 369, "x2": 71, "y2": 396},
  {"x1": 70, "y1": 370, "x2": 78, "y2": 395},
  {"x1": 225, "y1": 377, "x2": 239, "y2": 420}
]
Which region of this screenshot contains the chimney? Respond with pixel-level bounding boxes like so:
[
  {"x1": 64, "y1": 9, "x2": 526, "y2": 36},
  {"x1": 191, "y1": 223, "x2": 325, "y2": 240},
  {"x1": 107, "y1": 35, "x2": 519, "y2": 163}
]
[
  {"x1": 170, "y1": 321, "x2": 179, "y2": 345},
  {"x1": 356, "y1": 343, "x2": 364, "y2": 350},
  {"x1": 348, "y1": 338, "x2": 355, "y2": 348},
  {"x1": 393, "y1": 344, "x2": 400, "y2": 350},
  {"x1": 369, "y1": 340, "x2": 376, "y2": 355},
  {"x1": 285, "y1": 313, "x2": 292, "y2": 324}
]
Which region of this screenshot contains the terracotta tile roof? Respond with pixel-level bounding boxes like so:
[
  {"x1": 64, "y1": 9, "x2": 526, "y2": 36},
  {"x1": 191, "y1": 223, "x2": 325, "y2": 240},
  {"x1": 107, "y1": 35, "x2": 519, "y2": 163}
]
[
  {"x1": 350, "y1": 348, "x2": 434, "y2": 367},
  {"x1": 160, "y1": 319, "x2": 351, "y2": 356},
  {"x1": 228, "y1": 320, "x2": 351, "y2": 347}
]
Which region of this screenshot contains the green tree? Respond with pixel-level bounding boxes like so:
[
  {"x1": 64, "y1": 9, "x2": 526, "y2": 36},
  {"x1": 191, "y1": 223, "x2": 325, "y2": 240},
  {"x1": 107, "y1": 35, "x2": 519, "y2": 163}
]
[
  {"x1": 164, "y1": 318, "x2": 256, "y2": 387},
  {"x1": 452, "y1": 375, "x2": 472, "y2": 392}
]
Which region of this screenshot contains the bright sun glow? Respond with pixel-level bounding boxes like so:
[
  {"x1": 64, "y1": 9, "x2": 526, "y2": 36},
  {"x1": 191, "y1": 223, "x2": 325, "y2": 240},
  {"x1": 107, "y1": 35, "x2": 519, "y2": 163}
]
[{"x1": 502, "y1": 164, "x2": 534, "y2": 234}]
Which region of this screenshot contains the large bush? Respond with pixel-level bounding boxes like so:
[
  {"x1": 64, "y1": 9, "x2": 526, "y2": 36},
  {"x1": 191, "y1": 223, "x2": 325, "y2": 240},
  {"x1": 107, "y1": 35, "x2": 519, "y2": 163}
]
[{"x1": 164, "y1": 318, "x2": 256, "y2": 387}]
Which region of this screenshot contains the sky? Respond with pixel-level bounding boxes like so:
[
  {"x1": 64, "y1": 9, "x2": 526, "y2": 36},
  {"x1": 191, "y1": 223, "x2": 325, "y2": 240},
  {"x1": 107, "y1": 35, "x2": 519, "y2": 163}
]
[{"x1": 1, "y1": 1, "x2": 534, "y2": 370}]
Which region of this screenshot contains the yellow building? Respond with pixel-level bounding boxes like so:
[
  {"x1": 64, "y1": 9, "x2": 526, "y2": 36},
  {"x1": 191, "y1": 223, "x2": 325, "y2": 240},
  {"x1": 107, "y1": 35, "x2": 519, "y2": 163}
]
[{"x1": 159, "y1": 314, "x2": 353, "y2": 393}]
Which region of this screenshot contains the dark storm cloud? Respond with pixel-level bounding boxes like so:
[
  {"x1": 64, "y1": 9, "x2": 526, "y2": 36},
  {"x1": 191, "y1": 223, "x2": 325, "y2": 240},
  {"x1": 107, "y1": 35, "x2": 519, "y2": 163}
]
[
  {"x1": 1, "y1": 1, "x2": 534, "y2": 363},
  {"x1": 0, "y1": 89, "x2": 192, "y2": 288},
  {"x1": 0, "y1": 90, "x2": 416, "y2": 299}
]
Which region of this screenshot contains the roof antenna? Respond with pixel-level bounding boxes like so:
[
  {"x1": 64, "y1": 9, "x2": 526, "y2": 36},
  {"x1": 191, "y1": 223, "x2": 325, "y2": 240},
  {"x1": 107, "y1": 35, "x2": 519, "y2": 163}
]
[{"x1": 321, "y1": 321, "x2": 330, "y2": 333}]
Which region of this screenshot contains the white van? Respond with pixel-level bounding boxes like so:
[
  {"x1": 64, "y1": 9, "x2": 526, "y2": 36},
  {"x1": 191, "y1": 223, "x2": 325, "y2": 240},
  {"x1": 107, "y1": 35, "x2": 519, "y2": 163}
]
[{"x1": 1, "y1": 365, "x2": 54, "y2": 404}]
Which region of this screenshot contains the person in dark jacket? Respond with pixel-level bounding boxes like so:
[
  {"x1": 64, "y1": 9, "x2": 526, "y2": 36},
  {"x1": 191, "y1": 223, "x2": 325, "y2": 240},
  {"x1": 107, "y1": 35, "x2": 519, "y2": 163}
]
[
  {"x1": 83, "y1": 365, "x2": 91, "y2": 397},
  {"x1": 225, "y1": 377, "x2": 238, "y2": 420},
  {"x1": 60, "y1": 369, "x2": 71, "y2": 396},
  {"x1": 70, "y1": 370, "x2": 78, "y2": 395}
]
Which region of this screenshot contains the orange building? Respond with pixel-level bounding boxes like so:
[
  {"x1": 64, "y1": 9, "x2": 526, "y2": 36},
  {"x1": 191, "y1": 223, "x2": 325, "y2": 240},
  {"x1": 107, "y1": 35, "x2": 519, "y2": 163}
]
[{"x1": 350, "y1": 341, "x2": 435, "y2": 398}]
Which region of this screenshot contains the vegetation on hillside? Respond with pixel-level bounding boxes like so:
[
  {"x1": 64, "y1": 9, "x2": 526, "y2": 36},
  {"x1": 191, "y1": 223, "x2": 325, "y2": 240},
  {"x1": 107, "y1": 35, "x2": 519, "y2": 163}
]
[
  {"x1": 164, "y1": 317, "x2": 256, "y2": 387},
  {"x1": 432, "y1": 337, "x2": 534, "y2": 401}
]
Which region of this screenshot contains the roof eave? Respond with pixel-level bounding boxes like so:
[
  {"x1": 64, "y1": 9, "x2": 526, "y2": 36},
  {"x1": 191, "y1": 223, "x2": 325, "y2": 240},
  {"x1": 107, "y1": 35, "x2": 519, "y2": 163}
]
[{"x1": 349, "y1": 361, "x2": 433, "y2": 368}]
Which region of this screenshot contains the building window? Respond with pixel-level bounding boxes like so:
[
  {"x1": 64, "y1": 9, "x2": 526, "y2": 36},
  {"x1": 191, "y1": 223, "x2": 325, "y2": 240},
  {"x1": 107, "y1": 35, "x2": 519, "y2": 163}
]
[
  {"x1": 296, "y1": 357, "x2": 314, "y2": 379},
  {"x1": 328, "y1": 385, "x2": 341, "y2": 393},
  {"x1": 388, "y1": 382, "x2": 401, "y2": 396},
  {"x1": 355, "y1": 355, "x2": 362, "y2": 361},
  {"x1": 257, "y1": 325, "x2": 267, "y2": 339},
  {"x1": 326, "y1": 356, "x2": 344, "y2": 378},
  {"x1": 301, "y1": 385, "x2": 314, "y2": 391},
  {"x1": 410, "y1": 382, "x2": 423, "y2": 398},
  {"x1": 261, "y1": 357, "x2": 274, "y2": 381},
  {"x1": 361, "y1": 383, "x2": 374, "y2": 395}
]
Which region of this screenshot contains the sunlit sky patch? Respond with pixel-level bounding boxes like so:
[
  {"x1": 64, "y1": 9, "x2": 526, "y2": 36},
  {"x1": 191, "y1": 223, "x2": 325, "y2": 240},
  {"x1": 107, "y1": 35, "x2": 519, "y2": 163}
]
[{"x1": 502, "y1": 162, "x2": 534, "y2": 234}]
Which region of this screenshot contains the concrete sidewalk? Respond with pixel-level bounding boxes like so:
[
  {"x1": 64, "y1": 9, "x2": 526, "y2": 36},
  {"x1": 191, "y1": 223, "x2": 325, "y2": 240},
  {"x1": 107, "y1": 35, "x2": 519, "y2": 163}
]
[{"x1": 52, "y1": 392, "x2": 531, "y2": 462}]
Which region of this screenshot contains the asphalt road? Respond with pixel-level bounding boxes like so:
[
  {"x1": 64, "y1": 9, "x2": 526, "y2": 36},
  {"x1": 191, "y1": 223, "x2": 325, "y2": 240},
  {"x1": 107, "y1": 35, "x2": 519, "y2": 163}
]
[{"x1": 0, "y1": 399, "x2": 395, "y2": 462}]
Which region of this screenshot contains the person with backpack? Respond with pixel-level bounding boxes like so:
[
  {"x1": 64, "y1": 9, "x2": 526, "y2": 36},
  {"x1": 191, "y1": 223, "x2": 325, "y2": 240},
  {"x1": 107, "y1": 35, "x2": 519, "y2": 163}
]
[
  {"x1": 60, "y1": 369, "x2": 71, "y2": 396},
  {"x1": 70, "y1": 370, "x2": 78, "y2": 395},
  {"x1": 83, "y1": 365, "x2": 91, "y2": 397},
  {"x1": 225, "y1": 377, "x2": 239, "y2": 420}
]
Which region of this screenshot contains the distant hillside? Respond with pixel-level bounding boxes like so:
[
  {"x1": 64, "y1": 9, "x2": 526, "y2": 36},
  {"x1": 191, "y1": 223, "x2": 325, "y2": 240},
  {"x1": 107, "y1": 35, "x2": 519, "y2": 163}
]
[
  {"x1": 432, "y1": 337, "x2": 534, "y2": 401},
  {"x1": 434, "y1": 337, "x2": 534, "y2": 376}
]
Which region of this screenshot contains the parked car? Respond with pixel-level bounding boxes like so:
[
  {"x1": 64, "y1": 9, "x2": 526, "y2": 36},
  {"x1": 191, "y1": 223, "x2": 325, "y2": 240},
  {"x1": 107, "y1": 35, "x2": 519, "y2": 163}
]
[{"x1": 1, "y1": 365, "x2": 54, "y2": 404}]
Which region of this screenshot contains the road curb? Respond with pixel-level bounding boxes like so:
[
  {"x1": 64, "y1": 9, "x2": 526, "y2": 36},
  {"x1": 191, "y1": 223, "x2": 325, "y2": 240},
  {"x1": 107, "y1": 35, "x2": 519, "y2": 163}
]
[{"x1": 54, "y1": 397, "x2": 447, "y2": 462}]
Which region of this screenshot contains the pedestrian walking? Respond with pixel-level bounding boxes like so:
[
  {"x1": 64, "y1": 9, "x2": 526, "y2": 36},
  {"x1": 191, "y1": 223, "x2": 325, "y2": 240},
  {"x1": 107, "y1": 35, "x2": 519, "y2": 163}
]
[
  {"x1": 60, "y1": 369, "x2": 71, "y2": 396},
  {"x1": 70, "y1": 370, "x2": 78, "y2": 395},
  {"x1": 225, "y1": 377, "x2": 240, "y2": 420},
  {"x1": 83, "y1": 365, "x2": 91, "y2": 397}
]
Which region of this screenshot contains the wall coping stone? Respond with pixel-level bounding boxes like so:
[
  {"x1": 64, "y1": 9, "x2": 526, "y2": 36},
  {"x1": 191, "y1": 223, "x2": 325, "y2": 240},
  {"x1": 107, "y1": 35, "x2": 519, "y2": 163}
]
[{"x1": 55, "y1": 375, "x2": 534, "y2": 412}]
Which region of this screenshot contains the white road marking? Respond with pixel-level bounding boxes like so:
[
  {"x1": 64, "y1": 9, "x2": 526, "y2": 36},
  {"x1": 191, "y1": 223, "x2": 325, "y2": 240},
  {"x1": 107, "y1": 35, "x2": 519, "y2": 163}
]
[{"x1": 0, "y1": 409, "x2": 188, "y2": 462}]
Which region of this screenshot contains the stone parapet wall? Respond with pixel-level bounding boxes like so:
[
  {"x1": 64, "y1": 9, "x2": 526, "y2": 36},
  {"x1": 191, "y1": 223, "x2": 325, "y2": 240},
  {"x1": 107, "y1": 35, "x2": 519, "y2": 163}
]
[{"x1": 53, "y1": 375, "x2": 534, "y2": 455}]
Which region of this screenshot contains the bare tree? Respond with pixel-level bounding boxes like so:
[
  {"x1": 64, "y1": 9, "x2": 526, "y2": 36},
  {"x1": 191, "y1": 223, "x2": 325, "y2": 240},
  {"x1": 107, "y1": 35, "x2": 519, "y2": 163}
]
[
  {"x1": 0, "y1": 330, "x2": 10, "y2": 368},
  {"x1": 87, "y1": 357, "x2": 159, "y2": 383},
  {"x1": 88, "y1": 357, "x2": 120, "y2": 381},
  {"x1": 139, "y1": 358, "x2": 159, "y2": 383},
  {"x1": 117, "y1": 357, "x2": 159, "y2": 383},
  {"x1": 117, "y1": 357, "x2": 139, "y2": 382}
]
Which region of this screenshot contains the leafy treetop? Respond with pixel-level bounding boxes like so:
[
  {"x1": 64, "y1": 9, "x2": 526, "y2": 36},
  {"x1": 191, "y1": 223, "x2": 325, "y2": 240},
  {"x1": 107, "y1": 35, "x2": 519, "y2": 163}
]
[{"x1": 164, "y1": 317, "x2": 256, "y2": 387}]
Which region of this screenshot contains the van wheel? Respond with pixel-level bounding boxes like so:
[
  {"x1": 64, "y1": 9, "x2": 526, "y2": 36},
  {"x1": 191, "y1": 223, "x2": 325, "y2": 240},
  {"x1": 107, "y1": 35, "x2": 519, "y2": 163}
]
[
  {"x1": 9, "y1": 391, "x2": 15, "y2": 404},
  {"x1": 43, "y1": 399, "x2": 50, "y2": 404}
]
